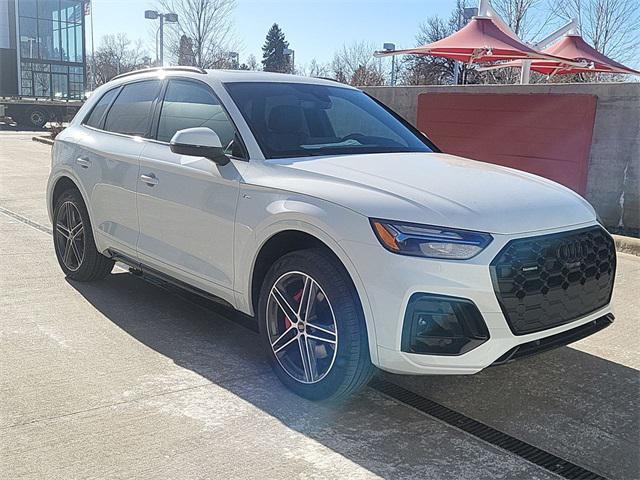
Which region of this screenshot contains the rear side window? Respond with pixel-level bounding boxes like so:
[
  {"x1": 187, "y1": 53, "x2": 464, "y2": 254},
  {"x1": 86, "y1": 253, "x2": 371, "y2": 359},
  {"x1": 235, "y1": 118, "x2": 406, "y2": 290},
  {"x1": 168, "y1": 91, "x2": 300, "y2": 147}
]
[
  {"x1": 156, "y1": 79, "x2": 236, "y2": 148},
  {"x1": 84, "y1": 88, "x2": 119, "y2": 128},
  {"x1": 104, "y1": 80, "x2": 162, "y2": 136}
]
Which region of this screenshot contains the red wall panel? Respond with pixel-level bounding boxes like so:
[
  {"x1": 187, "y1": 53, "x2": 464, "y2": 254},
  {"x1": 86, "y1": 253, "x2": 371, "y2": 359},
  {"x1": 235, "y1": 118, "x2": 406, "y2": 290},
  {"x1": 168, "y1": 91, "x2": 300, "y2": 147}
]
[{"x1": 417, "y1": 93, "x2": 597, "y2": 195}]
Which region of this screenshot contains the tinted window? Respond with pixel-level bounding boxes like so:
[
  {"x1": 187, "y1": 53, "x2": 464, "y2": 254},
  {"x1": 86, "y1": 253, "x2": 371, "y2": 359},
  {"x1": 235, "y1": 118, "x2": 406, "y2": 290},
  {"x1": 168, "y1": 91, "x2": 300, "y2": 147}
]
[
  {"x1": 84, "y1": 88, "x2": 119, "y2": 128},
  {"x1": 104, "y1": 80, "x2": 162, "y2": 136},
  {"x1": 225, "y1": 82, "x2": 433, "y2": 159},
  {"x1": 157, "y1": 80, "x2": 237, "y2": 153}
]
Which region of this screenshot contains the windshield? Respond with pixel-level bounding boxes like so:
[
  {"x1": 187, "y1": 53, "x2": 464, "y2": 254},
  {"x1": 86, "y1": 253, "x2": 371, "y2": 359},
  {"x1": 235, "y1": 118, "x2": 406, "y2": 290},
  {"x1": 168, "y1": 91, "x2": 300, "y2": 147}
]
[{"x1": 224, "y1": 82, "x2": 434, "y2": 159}]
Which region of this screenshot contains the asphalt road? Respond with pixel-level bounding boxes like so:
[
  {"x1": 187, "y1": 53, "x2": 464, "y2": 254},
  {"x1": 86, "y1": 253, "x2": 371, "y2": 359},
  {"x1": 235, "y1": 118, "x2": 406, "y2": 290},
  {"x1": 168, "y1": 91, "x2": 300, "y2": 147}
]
[{"x1": 1, "y1": 133, "x2": 638, "y2": 480}]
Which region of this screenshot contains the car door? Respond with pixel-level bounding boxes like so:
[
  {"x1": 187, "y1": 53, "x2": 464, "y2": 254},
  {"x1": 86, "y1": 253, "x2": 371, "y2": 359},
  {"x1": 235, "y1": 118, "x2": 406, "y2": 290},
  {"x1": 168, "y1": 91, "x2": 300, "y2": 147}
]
[
  {"x1": 76, "y1": 80, "x2": 162, "y2": 259},
  {"x1": 136, "y1": 78, "x2": 248, "y2": 300}
]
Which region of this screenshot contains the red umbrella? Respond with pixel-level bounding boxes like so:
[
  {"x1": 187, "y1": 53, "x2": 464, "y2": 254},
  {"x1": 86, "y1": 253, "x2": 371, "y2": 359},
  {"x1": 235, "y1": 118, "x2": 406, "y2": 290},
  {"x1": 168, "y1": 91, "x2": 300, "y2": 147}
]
[
  {"x1": 374, "y1": 16, "x2": 582, "y2": 65},
  {"x1": 481, "y1": 34, "x2": 640, "y2": 75}
]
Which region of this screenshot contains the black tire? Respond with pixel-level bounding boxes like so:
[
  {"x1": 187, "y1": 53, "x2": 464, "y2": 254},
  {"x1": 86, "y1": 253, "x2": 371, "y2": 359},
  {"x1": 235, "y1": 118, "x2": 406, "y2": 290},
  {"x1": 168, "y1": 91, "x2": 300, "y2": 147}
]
[
  {"x1": 25, "y1": 107, "x2": 49, "y2": 129},
  {"x1": 53, "y1": 188, "x2": 114, "y2": 282},
  {"x1": 258, "y1": 248, "x2": 374, "y2": 401}
]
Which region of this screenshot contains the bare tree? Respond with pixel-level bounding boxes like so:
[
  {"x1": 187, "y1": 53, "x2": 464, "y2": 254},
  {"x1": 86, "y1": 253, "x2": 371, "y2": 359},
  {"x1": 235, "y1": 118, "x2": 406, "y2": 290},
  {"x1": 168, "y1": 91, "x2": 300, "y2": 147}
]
[
  {"x1": 492, "y1": 0, "x2": 556, "y2": 41},
  {"x1": 89, "y1": 34, "x2": 148, "y2": 85},
  {"x1": 298, "y1": 59, "x2": 329, "y2": 78},
  {"x1": 401, "y1": 15, "x2": 457, "y2": 85},
  {"x1": 240, "y1": 53, "x2": 260, "y2": 71},
  {"x1": 156, "y1": 0, "x2": 237, "y2": 68},
  {"x1": 552, "y1": 0, "x2": 640, "y2": 66},
  {"x1": 331, "y1": 41, "x2": 386, "y2": 86},
  {"x1": 400, "y1": 1, "x2": 498, "y2": 85}
]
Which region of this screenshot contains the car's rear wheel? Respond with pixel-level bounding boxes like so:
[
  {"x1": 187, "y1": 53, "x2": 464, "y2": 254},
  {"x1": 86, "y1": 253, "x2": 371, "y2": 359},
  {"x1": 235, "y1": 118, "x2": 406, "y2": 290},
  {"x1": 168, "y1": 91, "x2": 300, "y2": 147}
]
[
  {"x1": 258, "y1": 248, "x2": 374, "y2": 401},
  {"x1": 53, "y1": 188, "x2": 114, "y2": 281}
]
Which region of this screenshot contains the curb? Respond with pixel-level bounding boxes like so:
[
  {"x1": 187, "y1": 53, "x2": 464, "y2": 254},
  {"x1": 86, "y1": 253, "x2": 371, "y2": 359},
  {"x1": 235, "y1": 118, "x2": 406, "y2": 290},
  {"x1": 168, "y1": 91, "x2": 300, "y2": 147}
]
[
  {"x1": 32, "y1": 136, "x2": 54, "y2": 146},
  {"x1": 613, "y1": 234, "x2": 640, "y2": 257}
]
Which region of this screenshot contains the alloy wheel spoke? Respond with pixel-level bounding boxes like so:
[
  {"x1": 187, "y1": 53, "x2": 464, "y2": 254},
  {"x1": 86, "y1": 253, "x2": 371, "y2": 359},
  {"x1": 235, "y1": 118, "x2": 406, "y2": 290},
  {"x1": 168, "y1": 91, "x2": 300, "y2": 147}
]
[
  {"x1": 306, "y1": 322, "x2": 336, "y2": 339},
  {"x1": 298, "y1": 276, "x2": 312, "y2": 318},
  {"x1": 65, "y1": 203, "x2": 72, "y2": 232},
  {"x1": 304, "y1": 335, "x2": 318, "y2": 382},
  {"x1": 305, "y1": 333, "x2": 337, "y2": 345},
  {"x1": 298, "y1": 336, "x2": 313, "y2": 382},
  {"x1": 70, "y1": 223, "x2": 84, "y2": 238},
  {"x1": 70, "y1": 238, "x2": 83, "y2": 265},
  {"x1": 56, "y1": 223, "x2": 70, "y2": 239},
  {"x1": 271, "y1": 326, "x2": 297, "y2": 351},
  {"x1": 63, "y1": 238, "x2": 73, "y2": 265},
  {"x1": 271, "y1": 286, "x2": 299, "y2": 323},
  {"x1": 273, "y1": 332, "x2": 298, "y2": 355}
]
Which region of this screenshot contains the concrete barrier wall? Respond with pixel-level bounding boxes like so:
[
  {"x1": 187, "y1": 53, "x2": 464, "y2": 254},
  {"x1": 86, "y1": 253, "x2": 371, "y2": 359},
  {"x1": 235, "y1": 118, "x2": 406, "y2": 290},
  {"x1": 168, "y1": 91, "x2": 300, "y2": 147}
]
[{"x1": 363, "y1": 83, "x2": 640, "y2": 231}]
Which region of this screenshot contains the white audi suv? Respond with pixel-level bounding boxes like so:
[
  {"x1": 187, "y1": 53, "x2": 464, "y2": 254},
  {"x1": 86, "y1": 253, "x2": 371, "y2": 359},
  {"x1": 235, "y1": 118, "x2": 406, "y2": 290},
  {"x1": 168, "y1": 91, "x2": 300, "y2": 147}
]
[{"x1": 47, "y1": 68, "x2": 616, "y2": 400}]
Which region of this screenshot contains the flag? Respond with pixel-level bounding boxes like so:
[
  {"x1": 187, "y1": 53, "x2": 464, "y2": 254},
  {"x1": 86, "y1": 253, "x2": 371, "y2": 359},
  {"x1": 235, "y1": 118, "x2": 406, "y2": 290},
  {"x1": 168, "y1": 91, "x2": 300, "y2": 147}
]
[{"x1": 83, "y1": 0, "x2": 91, "y2": 16}]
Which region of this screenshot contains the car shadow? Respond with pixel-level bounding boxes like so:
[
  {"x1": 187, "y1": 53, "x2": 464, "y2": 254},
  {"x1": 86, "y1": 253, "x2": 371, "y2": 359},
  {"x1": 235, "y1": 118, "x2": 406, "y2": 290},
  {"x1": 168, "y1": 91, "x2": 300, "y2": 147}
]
[{"x1": 67, "y1": 271, "x2": 639, "y2": 480}]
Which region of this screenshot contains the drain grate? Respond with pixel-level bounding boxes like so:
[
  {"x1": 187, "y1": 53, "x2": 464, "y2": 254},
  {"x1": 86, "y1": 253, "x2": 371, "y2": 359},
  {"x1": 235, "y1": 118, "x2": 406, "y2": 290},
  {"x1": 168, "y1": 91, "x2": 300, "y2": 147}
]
[{"x1": 369, "y1": 378, "x2": 606, "y2": 480}]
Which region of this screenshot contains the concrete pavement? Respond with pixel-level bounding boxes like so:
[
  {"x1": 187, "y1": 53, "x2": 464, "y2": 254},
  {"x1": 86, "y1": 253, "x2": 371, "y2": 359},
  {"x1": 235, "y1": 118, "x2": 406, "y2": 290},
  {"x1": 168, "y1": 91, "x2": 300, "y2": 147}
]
[{"x1": 1, "y1": 133, "x2": 638, "y2": 479}]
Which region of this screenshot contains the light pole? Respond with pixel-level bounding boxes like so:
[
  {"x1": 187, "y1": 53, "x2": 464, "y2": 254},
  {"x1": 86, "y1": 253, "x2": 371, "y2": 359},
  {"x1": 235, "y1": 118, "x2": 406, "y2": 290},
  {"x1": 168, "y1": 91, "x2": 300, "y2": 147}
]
[
  {"x1": 283, "y1": 48, "x2": 295, "y2": 73},
  {"x1": 383, "y1": 43, "x2": 396, "y2": 85},
  {"x1": 145, "y1": 10, "x2": 178, "y2": 66}
]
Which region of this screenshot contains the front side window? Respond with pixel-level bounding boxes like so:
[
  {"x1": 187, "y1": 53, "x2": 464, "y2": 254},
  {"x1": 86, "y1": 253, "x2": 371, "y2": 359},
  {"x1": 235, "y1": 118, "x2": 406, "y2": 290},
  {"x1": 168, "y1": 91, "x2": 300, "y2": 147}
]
[
  {"x1": 225, "y1": 82, "x2": 433, "y2": 159},
  {"x1": 157, "y1": 79, "x2": 240, "y2": 156},
  {"x1": 104, "y1": 80, "x2": 162, "y2": 136}
]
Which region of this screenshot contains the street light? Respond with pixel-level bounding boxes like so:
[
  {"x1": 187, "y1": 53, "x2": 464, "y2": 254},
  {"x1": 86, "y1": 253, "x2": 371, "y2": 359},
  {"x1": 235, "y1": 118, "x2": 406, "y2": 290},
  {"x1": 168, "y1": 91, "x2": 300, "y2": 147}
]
[
  {"x1": 144, "y1": 10, "x2": 178, "y2": 67},
  {"x1": 383, "y1": 43, "x2": 396, "y2": 85},
  {"x1": 283, "y1": 48, "x2": 295, "y2": 73}
]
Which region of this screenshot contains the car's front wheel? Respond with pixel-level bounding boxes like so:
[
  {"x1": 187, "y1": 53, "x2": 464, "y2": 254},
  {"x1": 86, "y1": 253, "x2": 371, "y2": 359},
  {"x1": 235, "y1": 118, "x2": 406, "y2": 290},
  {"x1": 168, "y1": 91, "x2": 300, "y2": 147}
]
[
  {"x1": 53, "y1": 188, "x2": 114, "y2": 281},
  {"x1": 258, "y1": 248, "x2": 374, "y2": 401}
]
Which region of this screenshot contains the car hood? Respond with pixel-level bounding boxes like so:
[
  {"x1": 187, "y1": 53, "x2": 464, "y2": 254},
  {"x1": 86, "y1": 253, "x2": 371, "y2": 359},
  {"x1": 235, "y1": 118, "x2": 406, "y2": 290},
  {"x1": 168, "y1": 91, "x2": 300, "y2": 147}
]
[{"x1": 251, "y1": 152, "x2": 596, "y2": 235}]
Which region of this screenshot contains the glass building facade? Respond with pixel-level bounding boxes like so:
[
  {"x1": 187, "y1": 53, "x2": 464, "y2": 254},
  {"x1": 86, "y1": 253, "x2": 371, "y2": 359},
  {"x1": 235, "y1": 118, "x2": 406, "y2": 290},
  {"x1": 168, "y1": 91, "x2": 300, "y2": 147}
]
[{"x1": 17, "y1": 0, "x2": 85, "y2": 98}]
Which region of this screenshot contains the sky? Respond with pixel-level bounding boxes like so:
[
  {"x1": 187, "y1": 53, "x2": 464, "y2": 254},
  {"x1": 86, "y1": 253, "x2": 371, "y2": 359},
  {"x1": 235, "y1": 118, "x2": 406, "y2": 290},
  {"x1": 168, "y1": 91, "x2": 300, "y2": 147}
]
[{"x1": 88, "y1": 0, "x2": 460, "y2": 68}]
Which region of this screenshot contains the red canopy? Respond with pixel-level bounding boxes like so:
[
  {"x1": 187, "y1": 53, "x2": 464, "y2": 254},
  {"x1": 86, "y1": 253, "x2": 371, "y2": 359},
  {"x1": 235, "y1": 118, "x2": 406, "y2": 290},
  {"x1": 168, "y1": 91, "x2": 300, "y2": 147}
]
[
  {"x1": 374, "y1": 16, "x2": 580, "y2": 65},
  {"x1": 483, "y1": 34, "x2": 640, "y2": 75}
]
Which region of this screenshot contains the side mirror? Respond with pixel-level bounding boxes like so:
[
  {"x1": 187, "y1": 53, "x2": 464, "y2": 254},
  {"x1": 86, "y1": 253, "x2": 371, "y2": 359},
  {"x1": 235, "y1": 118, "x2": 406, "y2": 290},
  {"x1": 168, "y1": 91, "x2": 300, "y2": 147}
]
[{"x1": 170, "y1": 127, "x2": 229, "y2": 165}]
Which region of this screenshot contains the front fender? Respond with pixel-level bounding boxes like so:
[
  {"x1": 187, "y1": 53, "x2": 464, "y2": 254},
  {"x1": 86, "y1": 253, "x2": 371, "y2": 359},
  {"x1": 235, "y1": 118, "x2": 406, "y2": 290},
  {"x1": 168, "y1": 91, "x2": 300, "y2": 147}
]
[{"x1": 233, "y1": 188, "x2": 380, "y2": 366}]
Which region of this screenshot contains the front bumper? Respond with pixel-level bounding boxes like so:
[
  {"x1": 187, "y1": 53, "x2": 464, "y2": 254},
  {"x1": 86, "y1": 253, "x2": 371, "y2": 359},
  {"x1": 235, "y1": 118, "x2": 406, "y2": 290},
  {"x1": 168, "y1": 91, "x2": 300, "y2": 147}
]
[{"x1": 339, "y1": 221, "x2": 615, "y2": 375}]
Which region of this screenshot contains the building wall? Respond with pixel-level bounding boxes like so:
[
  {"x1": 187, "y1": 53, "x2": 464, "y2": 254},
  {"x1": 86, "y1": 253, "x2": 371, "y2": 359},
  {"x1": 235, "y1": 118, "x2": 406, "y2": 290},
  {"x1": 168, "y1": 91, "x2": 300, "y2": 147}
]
[{"x1": 363, "y1": 83, "x2": 640, "y2": 231}]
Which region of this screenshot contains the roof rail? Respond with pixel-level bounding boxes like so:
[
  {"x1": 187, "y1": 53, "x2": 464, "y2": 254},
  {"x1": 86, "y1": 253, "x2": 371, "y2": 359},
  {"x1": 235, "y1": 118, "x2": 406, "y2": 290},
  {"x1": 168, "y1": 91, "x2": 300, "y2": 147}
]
[{"x1": 112, "y1": 66, "x2": 207, "y2": 81}]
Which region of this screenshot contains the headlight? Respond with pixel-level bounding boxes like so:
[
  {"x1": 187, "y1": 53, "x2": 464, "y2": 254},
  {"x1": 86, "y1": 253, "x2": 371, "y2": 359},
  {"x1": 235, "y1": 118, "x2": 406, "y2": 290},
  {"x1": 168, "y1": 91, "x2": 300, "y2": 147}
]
[{"x1": 370, "y1": 219, "x2": 493, "y2": 260}]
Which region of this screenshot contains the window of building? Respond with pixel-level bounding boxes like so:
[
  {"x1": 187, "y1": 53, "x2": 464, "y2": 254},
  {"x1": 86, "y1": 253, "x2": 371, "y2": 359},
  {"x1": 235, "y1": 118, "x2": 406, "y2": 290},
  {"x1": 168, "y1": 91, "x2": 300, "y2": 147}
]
[
  {"x1": 104, "y1": 80, "x2": 162, "y2": 136},
  {"x1": 18, "y1": 0, "x2": 85, "y2": 99}
]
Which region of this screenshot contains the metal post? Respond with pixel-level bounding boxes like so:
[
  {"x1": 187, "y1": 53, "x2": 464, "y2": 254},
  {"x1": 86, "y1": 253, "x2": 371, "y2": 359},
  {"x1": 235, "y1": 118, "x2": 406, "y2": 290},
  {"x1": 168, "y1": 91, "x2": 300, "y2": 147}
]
[
  {"x1": 478, "y1": 0, "x2": 490, "y2": 16},
  {"x1": 520, "y1": 60, "x2": 531, "y2": 84},
  {"x1": 391, "y1": 55, "x2": 396, "y2": 85},
  {"x1": 159, "y1": 14, "x2": 164, "y2": 67},
  {"x1": 90, "y1": 6, "x2": 96, "y2": 90}
]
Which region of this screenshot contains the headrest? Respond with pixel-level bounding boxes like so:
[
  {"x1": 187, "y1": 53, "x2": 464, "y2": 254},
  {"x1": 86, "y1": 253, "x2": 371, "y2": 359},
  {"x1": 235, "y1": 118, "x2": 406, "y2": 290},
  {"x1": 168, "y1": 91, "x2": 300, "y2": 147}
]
[{"x1": 268, "y1": 105, "x2": 305, "y2": 133}]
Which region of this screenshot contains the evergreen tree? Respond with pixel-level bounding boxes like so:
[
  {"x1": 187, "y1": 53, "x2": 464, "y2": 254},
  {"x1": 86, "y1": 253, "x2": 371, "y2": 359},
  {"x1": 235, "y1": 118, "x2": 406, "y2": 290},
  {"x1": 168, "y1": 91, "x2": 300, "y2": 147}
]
[{"x1": 262, "y1": 23, "x2": 291, "y2": 73}]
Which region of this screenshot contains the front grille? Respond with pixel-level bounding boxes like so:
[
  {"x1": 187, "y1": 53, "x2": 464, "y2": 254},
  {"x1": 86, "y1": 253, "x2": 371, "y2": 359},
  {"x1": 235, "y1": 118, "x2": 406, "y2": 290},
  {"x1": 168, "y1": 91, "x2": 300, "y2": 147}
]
[{"x1": 490, "y1": 226, "x2": 616, "y2": 335}]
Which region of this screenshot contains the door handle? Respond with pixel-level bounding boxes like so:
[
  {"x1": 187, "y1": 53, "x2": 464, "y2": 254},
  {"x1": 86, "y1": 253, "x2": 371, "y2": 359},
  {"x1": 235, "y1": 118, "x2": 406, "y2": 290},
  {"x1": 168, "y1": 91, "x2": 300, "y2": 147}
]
[
  {"x1": 76, "y1": 157, "x2": 91, "y2": 168},
  {"x1": 140, "y1": 173, "x2": 159, "y2": 186}
]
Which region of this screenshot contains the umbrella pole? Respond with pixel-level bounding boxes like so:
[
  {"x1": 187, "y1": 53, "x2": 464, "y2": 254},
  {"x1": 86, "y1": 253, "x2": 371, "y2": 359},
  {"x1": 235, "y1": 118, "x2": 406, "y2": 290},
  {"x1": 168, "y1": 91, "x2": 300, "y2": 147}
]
[{"x1": 520, "y1": 60, "x2": 532, "y2": 84}]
